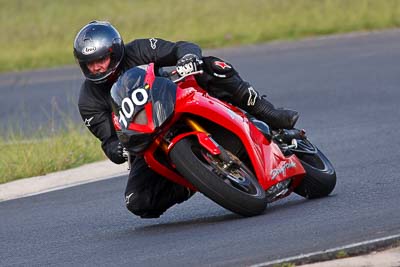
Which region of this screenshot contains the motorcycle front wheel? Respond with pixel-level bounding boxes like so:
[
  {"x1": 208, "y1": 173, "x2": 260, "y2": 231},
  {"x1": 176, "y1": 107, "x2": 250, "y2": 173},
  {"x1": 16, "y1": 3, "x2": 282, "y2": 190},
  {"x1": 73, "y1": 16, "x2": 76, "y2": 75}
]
[{"x1": 170, "y1": 137, "x2": 267, "y2": 217}]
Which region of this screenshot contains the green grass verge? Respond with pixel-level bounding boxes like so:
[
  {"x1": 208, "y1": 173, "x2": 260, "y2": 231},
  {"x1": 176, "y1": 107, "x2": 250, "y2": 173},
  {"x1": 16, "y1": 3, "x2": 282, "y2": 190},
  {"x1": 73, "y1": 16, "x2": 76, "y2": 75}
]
[
  {"x1": 1, "y1": 0, "x2": 400, "y2": 72},
  {"x1": 0, "y1": 125, "x2": 105, "y2": 184}
]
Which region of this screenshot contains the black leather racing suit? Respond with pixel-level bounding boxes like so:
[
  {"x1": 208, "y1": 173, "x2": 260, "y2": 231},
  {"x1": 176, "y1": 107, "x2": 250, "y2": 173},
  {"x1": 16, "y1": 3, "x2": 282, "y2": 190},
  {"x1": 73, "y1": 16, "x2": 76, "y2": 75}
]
[{"x1": 78, "y1": 38, "x2": 255, "y2": 218}]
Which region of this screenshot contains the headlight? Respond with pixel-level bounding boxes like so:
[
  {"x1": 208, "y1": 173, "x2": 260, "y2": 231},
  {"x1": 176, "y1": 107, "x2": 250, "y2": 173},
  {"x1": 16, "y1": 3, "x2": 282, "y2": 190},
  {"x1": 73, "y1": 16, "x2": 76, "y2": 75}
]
[{"x1": 132, "y1": 108, "x2": 148, "y2": 125}]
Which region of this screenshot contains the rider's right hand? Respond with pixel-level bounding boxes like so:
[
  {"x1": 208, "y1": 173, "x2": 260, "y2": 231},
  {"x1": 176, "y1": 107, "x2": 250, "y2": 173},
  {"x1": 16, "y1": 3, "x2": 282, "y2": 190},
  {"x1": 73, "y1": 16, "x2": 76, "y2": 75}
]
[{"x1": 176, "y1": 54, "x2": 201, "y2": 76}]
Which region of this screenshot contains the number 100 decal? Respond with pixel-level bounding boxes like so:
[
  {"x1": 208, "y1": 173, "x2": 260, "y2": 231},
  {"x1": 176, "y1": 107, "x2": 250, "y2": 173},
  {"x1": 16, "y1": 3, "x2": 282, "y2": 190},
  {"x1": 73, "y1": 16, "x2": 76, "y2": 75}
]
[{"x1": 119, "y1": 88, "x2": 149, "y2": 128}]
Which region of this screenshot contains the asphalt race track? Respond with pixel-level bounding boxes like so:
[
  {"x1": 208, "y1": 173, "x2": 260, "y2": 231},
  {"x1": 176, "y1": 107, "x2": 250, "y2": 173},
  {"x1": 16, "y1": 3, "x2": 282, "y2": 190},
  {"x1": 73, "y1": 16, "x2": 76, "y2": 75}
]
[{"x1": 1, "y1": 30, "x2": 400, "y2": 266}]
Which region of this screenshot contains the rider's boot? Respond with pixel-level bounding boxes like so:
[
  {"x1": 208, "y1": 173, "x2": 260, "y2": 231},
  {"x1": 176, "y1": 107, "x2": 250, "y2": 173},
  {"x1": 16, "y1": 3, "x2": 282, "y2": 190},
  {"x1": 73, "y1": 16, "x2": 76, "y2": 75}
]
[{"x1": 235, "y1": 82, "x2": 299, "y2": 129}]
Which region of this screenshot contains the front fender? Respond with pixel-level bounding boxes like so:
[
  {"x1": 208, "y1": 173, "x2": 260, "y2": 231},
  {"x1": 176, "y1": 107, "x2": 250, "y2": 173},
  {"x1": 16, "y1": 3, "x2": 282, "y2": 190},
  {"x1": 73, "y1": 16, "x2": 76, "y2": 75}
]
[{"x1": 168, "y1": 131, "x2": 221, "y2": 156}]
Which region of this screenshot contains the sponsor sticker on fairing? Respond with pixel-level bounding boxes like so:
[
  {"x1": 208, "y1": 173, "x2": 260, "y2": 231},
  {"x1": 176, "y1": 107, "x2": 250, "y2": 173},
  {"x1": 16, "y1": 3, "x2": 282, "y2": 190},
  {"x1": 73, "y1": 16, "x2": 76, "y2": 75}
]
[{"x1": 270, "y1": 161, "x2": 296, "y2": 180}]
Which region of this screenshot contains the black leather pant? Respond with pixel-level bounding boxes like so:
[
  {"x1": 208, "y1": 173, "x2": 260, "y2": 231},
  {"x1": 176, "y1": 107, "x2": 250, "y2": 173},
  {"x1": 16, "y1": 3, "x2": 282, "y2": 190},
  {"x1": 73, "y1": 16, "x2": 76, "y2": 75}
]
[
  {"x1": 197, "y1": 56, "x2": 299, "y2": 130},
  {"x1": 195, "y1": 56, "x2": 250, "y2": 107},
  {"x1": 124, "y1": 156, "x2": 190, "y2": 218}
]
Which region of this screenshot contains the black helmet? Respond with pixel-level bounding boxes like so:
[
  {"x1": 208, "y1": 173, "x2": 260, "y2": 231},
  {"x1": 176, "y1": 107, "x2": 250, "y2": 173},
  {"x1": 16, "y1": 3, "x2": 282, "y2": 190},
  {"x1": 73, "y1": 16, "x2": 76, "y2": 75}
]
[{"x1": 73, "y1": 21, "x2": 124, "y2": 84}]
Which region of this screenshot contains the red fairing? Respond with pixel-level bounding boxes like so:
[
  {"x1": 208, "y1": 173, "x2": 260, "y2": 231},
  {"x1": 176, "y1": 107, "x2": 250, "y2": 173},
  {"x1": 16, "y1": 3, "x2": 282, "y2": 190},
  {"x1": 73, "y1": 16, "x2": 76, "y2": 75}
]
[
  {"x1": 145, "y1": 139, "x2": 196, "y2": 190},
  {"x1": 112, "y1": 112, "x2": 121, "y2": 131},
  {"x1": 171, "y1": 77, "x2": 306, "y2": 190},
  {"x1": 144, "y1": 63, "x2": 156, "y2": 87},
  {"x1": 122, "y1": 64, "x2": 305, "y2": 194},
  {"x1": 168, "y1": 131, "x2": 221, "y2": 156}
]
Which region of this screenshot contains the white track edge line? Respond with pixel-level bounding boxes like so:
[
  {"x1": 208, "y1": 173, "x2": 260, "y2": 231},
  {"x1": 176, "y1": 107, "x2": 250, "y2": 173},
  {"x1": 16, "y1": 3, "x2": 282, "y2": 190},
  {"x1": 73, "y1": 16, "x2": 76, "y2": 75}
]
[{"x1": 250, "y1": 233, "x2": 400, "y2": 267}]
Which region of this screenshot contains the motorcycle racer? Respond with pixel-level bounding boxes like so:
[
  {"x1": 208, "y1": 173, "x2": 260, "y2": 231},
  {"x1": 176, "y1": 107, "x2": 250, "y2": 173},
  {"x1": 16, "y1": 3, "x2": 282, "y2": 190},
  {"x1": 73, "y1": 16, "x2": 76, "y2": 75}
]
[{"x1": 74, "y1": 21, "x2": 299, "y2": 218}]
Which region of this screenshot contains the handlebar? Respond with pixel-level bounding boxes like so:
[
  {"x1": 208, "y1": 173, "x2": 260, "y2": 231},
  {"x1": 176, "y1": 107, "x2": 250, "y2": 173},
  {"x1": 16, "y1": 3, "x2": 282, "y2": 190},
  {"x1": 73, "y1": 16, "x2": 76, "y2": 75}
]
[
  {"x1": 172, "y1": 70, "x2": 204, "y2": 83},
  {"x1": 164, "y1": 59, "x2": 204, "y2": 83}
]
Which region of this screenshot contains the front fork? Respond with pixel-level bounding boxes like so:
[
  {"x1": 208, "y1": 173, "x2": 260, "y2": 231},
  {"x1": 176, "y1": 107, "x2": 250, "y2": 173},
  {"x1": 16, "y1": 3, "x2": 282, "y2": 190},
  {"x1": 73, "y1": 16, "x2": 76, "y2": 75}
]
[
  {"x1": 178, "y1": 118, "x2": 240, "y2": 166},
  {"x1": 123, "y1": 148, "x2": 132, "y2": 170},
  {"x1": 123, "y1": 118, "x2": 206, "y2": 171},
  {"x1": 184, "y1": 117, "x2": 207, "y2": 133},
  {"x1": 163, "y1": 117, "x2": 223, "y2": 157}
]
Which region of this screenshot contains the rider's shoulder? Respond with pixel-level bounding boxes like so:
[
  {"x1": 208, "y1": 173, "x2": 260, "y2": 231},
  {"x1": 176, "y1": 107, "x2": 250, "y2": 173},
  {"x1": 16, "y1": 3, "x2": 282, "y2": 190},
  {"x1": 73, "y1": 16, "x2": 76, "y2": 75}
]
[
  {"x1": 80, "y1": 79, "x2": 99, "y2": 92},
  {"x1": 78, "y1": 80, "x2": 106, "y2": 101}
]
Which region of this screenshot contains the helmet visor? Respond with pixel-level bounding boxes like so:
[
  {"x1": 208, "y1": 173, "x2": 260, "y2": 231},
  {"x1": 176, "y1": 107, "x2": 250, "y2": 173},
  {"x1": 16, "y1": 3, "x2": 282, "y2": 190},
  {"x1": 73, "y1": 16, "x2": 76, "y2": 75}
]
[{"x1": 77, "y1": 53, "x2": 120, "y2": 83}]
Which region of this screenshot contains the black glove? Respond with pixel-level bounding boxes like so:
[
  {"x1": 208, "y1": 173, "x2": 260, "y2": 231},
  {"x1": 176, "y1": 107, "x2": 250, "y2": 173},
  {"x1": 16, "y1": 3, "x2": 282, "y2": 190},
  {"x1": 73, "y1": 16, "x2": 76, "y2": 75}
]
[
  {"x1": 109, "y1": 141, "x2": 127, "y2": 164},
  {"x1": 116, "y1": 141, "x2": 123, "y2": 157},
  {"x1": 176, "y1": 54, "x2": 201, "y2": 76}
]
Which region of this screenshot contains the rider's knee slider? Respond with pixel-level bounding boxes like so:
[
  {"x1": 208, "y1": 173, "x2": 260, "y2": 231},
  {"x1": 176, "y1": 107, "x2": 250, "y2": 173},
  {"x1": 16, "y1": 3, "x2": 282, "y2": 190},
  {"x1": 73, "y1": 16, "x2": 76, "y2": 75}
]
[{"x1": 125, "y1": 192, "x2": 160, "y2": 217}]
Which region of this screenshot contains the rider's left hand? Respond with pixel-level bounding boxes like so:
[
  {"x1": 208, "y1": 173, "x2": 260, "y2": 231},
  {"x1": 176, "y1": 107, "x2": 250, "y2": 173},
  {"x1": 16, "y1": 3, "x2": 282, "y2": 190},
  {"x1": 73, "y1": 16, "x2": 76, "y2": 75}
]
[{"x1": 176, "y1": 54, "x2": 200, "y2": 76}]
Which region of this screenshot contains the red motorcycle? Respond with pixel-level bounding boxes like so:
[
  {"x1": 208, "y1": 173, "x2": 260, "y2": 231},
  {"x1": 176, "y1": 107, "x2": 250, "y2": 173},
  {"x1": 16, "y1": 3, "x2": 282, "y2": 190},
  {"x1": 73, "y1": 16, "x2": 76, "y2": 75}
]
[{"x1": 111, "y1": 63, "x2": 336, "y2": 217}]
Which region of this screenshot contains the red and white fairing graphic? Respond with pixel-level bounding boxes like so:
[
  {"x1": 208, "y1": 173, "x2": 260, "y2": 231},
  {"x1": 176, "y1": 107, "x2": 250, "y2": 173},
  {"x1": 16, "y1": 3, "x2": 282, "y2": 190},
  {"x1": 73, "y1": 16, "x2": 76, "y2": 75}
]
[{"x1": 112, "y1": 63, "x2": 305, "y2": 192}]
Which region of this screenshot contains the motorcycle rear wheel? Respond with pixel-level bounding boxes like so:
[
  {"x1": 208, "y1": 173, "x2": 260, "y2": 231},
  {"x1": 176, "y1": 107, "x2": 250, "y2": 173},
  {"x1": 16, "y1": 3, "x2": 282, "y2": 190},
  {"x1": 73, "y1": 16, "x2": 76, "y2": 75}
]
[
  {"x1": 293, "y1": 140, "x2": 336, "y2": 199},
  {"x1": 170, "y1": 137, "x2": 267, "y2": 217}
]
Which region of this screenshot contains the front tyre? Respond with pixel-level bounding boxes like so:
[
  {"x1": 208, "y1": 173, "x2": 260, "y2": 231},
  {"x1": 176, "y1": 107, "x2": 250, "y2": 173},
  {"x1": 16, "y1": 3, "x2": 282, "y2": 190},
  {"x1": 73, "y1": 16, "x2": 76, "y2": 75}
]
[
  {"x1": 293, "y1": 140, "x2": 336, "y2": 199},
  {"x1": 170, "y1": 137, "x2": 267, "y2": 217}
]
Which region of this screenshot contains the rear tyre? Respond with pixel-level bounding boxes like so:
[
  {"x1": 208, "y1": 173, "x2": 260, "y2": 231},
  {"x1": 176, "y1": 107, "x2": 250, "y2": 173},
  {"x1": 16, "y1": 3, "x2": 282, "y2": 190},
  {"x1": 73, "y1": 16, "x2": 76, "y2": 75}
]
[
  {"x1": 293, "y1": 140, "x2": 336, "y2": 199},
  {"x1": 170, "y1": 137, "x2": 267, "y2": 217}
]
